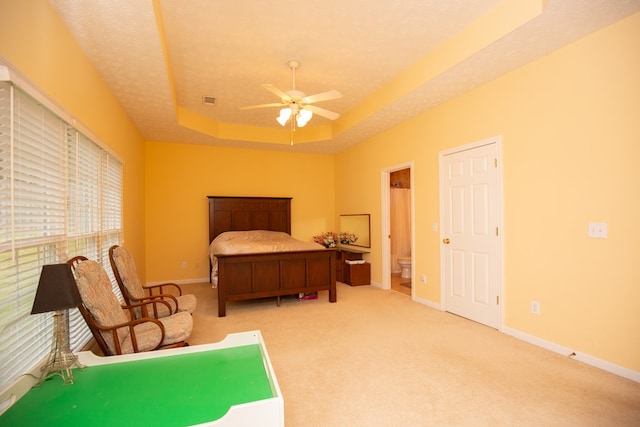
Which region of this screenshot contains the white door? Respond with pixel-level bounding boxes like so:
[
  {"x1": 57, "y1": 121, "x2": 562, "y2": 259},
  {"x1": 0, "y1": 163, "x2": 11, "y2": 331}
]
[{"x1": 440, "y1": 139, "x2": 501, "y2": 328}]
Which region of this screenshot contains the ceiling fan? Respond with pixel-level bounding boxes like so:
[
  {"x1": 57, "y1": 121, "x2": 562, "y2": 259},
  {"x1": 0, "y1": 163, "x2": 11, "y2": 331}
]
[{"x1": 241, "y1": 60, "x2": 342, "y2": 133}]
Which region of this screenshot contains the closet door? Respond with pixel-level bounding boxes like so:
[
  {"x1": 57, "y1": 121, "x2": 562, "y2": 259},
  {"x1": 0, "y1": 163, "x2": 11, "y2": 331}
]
[{"x1": 441, "y1": 140, "x2": 501, "y2": 328}]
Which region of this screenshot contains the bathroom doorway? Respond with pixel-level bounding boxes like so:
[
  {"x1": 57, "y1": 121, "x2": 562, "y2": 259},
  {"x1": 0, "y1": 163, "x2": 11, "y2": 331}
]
[{"x1": 381, "y1": 162, "x2": 414, "y2": 296}]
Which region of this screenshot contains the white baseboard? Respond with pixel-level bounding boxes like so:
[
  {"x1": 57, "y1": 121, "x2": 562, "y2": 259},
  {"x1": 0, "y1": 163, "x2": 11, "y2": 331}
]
[
  {"x1": 370, "y1": 280, "x2": 442, "y2": 310},
  {"x1": 502, "y1": 326, "x2": 640, "y2": 383},
  {"x1": 412, "y1": 295, "x2": 441, "y2": 310},
  {"x1": 146, "y1": 277, "x2": 210, "y2": 286},
  {"x1": 147, "y1": 277, "x2": 639, "y2": 383}
]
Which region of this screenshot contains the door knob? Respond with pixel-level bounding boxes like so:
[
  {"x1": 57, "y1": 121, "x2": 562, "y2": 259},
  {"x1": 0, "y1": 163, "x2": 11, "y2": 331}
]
[{"x1": 443, "y1": 238, "x2": 450, "y2": 244}]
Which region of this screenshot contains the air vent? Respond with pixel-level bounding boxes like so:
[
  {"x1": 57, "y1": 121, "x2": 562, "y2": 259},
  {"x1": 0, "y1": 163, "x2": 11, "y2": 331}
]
[{"x1": 202, "y1": 96, "x2": 216, "y2": 105}]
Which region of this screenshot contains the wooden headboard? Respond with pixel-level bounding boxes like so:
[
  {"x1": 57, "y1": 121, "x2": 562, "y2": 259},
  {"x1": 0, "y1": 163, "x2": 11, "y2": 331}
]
[{"x1": 207, "y1": 196, "x2": 292, "y2": 244}]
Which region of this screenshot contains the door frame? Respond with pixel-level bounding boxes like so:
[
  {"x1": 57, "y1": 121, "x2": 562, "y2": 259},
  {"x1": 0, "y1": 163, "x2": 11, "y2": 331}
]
[
  {"x1": 438, "y1": 136, "x2": 504, "y2": 329},
  {"x1": 381, "y1": 161, "x2": 415, "y2": 294}
]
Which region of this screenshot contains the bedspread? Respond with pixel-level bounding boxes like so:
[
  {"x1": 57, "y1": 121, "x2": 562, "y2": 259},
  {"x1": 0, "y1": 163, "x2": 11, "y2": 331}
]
[{"x1": 208, "y1": 230, "x2": 325, "y2": 286}]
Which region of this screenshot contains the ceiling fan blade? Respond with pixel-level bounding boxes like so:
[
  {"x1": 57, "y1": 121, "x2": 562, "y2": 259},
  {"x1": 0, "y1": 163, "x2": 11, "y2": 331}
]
[
  {"x1": 304, "y1": 105, "x2": 340, "y2": 120},
  {"x1": 302, "y1": 90, "x2": 342, "y2": 104},
  {"x1": 261, "y1": 84, "x2": 291, "y2": 102},
  {"x1": 239, "y1": 102, "x2": 286, "y2": 110}
]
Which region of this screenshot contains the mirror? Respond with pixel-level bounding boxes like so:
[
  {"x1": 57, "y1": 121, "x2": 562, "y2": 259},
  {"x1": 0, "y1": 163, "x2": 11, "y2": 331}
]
[{"x1": 339, "y1": 214, "x2": 370, "y2": 248}]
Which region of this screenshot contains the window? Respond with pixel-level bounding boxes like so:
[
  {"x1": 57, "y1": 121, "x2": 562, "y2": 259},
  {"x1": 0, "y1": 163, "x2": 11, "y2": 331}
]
[{"x1": 0, "y1": 80, "x2": 123, "y2": 390}]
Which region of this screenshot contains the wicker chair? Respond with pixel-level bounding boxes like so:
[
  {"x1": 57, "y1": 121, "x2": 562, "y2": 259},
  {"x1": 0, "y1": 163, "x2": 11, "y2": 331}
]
[
  {"x1": 68, "y1": 256, "x2": 192, "y2": 356},
  {"x1": 109, "y1": 245, "x2": 197, "y2": 319}
]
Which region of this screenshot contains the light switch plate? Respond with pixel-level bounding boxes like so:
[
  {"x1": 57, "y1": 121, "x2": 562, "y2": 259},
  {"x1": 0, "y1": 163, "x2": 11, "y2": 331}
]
[{"x1": 588, "y1": 222, "x2": 608, "y2": 238}]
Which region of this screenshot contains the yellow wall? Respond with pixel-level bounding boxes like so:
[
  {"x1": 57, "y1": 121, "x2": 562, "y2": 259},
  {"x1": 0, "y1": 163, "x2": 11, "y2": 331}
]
[
  {"x1": 144, "y1": 142, "x2": 335, "y2": 282},
  {"x1": 0, "y1": 0, "x2": 147, "y2": 271},
  {"x1": 3, "y1": 0, "x2": 638, "y2": 375},
  {"x1": 336, "y1": 13, "x2": 640, "y2": 372}
]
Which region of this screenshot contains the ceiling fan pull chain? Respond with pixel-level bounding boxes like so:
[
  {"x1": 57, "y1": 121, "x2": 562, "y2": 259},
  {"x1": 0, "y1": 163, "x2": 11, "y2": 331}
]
[{"x1": 290, "y1": 118, "x2": 295, "y2": 145}]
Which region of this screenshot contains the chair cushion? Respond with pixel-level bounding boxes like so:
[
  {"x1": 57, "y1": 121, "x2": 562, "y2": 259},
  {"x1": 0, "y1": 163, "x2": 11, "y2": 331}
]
[
  {"x1": 113, "y1": 245, "x2": 197, "y2": 315},
  {"x1": 175, "y1": 294, "x2": 197, "y2": 314},
  {"x1": 111, "y1": 246, "x2": 146, "y2": 299},
  {"x1": 75, "y1": 260, "x2": 193, "y2": 354},
  {"x1": 126, "y1": 322, "x2": 163, "y2": 353},
  {"x1": 160, "y1": 311, "x2": 193, "y2": 344},
  {"x1": 74, "y1": 260, "x2": 130, "y2": 354},
  {"x1": 151, "y1": 293, "x2": 197, "y2": 318},
  {"x1": 122, "y1": 311, "x2": 193, "y2": 352}
]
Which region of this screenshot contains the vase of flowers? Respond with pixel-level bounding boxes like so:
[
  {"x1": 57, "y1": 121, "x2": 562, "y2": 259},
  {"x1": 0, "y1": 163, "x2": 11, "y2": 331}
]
[
  {"x1": 313, "y1": 232, "x2": 339, "y2": 248},
  {"x1": 339, "y1": 232, "x2": 358, "y2": 245}
]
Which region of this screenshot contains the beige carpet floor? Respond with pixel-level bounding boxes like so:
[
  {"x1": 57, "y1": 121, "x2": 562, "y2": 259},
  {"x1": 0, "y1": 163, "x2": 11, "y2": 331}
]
[{"x1": 181, "y1": 282, "x2": 640, "y2": 426}]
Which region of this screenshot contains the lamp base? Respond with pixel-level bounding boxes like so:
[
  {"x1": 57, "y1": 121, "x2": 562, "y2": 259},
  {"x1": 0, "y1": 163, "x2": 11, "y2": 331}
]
[{"x1": 35, "y1": 310, "x2": 84, "y2": 386}]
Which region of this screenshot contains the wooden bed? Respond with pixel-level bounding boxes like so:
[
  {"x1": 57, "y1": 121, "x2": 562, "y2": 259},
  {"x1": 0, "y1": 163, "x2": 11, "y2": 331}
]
[{"x1": 208, "y1": 196, "x2": 336, "y2": 317}]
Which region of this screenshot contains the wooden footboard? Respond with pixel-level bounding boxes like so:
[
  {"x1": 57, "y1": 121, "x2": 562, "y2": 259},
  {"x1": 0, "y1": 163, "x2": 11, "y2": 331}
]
[{"x1": 215, "y1": 249, "x2": 336, "y2": 317}]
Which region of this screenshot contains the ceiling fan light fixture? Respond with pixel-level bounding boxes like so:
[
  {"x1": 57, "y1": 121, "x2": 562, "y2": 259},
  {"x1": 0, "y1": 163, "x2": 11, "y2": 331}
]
[
  {"x1": 296, "y1": 109, "x2": 313, "y2": 127},
  {"x1": 299, "y1": 109, "x2": 312, "y2": 121},
  {"x1": 241, "y1": 60, "x2": 341, "y2": 139},
  {"x1": 276, "y1": 107, "x2": 292, "y2": 126}
]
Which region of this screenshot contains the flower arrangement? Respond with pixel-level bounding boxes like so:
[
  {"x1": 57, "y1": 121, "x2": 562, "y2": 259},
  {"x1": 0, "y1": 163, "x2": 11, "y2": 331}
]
[
  {"x1": 313, "y1": 231, "x2": 339, "y2": 248},
  {"x1": 313, "y1": 231, "x2": 359, "y2": 247},
  {"x1": 339, "y1": 231, "x2": 358, "y2": 245}
]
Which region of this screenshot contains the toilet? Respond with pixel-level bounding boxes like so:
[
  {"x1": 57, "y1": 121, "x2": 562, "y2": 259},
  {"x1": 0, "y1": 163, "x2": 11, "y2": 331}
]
[{"x1": 397, "y1": 257, "x2": 412, "y2": 279}]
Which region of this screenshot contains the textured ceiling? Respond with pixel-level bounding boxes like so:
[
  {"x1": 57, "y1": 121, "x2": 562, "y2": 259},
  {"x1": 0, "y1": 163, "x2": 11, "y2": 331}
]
[{"x1": 48, "y1": 0, "x2": 640, "y2": 154}]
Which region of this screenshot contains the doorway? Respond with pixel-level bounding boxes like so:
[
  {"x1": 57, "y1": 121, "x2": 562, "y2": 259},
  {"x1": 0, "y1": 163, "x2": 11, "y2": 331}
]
[
  {"x1": 381, "y1": 162, "x2": 414, "y2": 296},
  {"x1": 439, "y1": 137, "x2": 503, "y2": 328}
]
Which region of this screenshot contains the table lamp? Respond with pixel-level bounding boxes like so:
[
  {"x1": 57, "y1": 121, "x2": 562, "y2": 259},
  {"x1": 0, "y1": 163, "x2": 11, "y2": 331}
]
[{"x1": 31, "y1": 263, "x2": 83, "y2": 385}]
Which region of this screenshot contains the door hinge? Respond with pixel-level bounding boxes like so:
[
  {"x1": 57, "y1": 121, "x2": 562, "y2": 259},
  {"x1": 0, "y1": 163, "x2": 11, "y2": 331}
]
[
  {"x1": 494, "y1": 158, "x2": 498, "y2": 168},
  {"x1": 496, "y1": 296, "x2": 499, "y2": 305},
  {"x1": 496, "y1": 227, "x2": 499, "y2": 236}
]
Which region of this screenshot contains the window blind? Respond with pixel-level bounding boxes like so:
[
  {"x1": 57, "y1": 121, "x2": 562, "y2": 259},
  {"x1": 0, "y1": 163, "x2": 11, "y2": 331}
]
[
  {"x1": 66, "y1": 130, "x2": 100, "y2": 351},
  {"x1": 0, "y1": 80, "x2": 123, "y2": 390}
]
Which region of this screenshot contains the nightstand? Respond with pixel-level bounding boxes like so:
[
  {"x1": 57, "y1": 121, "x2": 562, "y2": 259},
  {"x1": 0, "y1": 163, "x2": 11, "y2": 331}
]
[
  {"x1": 335, "y1": 246, "x2": 370, "y2": 284},
  {"x1": 343, "y1": 261, "x2": 370, "y2": 286}
]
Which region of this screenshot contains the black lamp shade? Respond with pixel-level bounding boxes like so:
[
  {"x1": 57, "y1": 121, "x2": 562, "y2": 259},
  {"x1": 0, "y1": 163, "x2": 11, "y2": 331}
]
[{"x1": 31, "y1": 264, "x2": 82, "y2": 314}]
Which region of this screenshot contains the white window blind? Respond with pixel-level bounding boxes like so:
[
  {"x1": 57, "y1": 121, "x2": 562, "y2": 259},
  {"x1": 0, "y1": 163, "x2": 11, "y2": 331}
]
[
  {"x1": 100, "y1": 151, "x2": 123, "y2": 273},
  {"x1": 0, "y1": 80, "x2": 123, "y2": 391}
]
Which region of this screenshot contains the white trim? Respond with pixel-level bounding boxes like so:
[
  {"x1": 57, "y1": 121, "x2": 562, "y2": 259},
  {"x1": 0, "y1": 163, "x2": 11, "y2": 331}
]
[
  {"x1": 369, "y1": 279, "x2": 383, "y2": 289},
  {"x1": 502, "y1": 326, "x2": 640, "y2": 383},
  {"x1": 146, "y1": 277, "x2": 210, "y2": 286},
  {"x1": 380, "y1": 161, "x2": 415, "y2": 292},
  {"x1": 380, "y1": 171, "x2": 391, "y2": 290},
  {"x1": 412, "y1": 294, "x2": 441, "y2": 311},
  {"x1": 0, "y1": 65, "x2": 9, "y2": 81},
  {"x1": 0, "y1": 57, "x2": 123, "y2": 164},
  {"x1": 145, "y1": 278, "x2": 640, "y2": 383}
]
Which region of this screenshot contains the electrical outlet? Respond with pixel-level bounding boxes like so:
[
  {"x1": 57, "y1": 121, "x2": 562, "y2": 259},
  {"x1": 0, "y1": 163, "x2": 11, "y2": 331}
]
[
  {"x1": 420, "y1": 274, "x2": 427, "y2": 283},
  {"x1": 531, "y1": 300, "x2": 540, "y2": 315},
  {"x1": 181, "y1": 261, "x2": 187, "y2": 269}
]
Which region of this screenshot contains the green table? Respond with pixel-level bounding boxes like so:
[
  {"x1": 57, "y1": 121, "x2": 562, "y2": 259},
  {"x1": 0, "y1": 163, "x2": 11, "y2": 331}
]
[{"x1": 0, "y1": 331, "x2": 283, "y2": 427}]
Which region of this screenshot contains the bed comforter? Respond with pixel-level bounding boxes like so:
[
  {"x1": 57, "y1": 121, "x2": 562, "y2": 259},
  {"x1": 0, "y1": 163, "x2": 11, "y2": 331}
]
[{"x1": 208, "y1": 230, "x2": 325, "y2": 286}]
